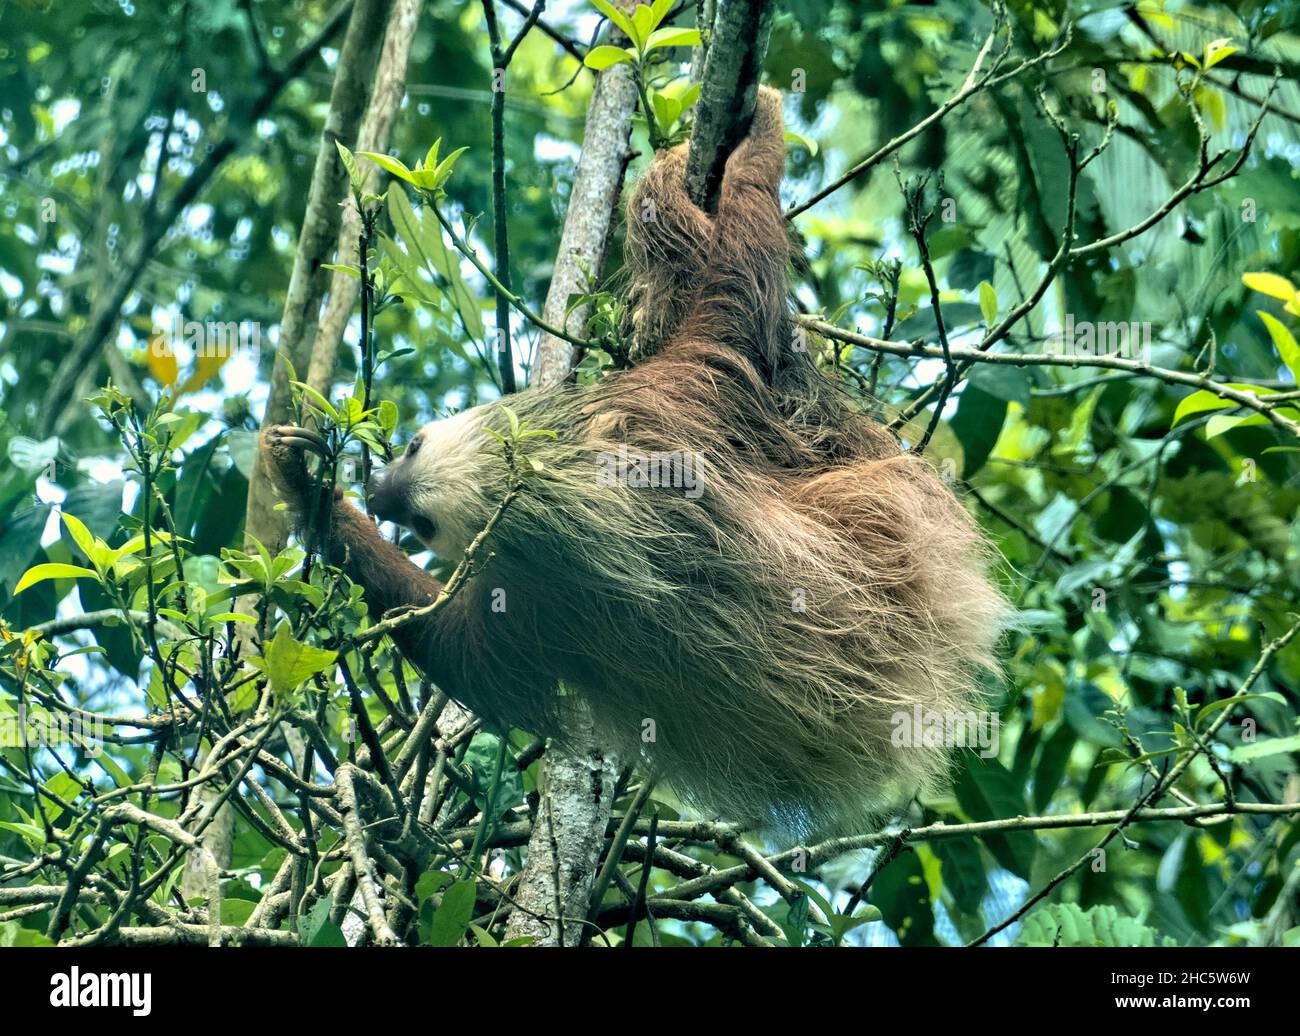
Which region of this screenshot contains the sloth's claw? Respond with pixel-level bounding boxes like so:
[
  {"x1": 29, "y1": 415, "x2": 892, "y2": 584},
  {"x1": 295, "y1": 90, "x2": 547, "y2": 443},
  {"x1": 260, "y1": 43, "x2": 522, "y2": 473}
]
[{"x1": 271, "y1": 425, "x2": 330, "y2": 458}]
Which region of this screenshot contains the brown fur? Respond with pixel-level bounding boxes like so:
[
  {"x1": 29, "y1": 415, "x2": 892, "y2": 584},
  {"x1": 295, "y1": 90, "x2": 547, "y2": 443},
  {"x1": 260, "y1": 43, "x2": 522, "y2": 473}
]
[{"x1": 261, "y1": 88, "x2": 1009, "y2": 838}]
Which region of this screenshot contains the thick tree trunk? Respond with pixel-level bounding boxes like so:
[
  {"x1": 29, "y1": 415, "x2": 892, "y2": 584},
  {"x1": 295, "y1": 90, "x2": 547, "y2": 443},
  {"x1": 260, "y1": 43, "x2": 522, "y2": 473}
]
[
  {"x1": 307, "y1": 0, "x2": 426, "y2": 399},
  {"x1": 186, "y1": 0, "x2": 395, "y2": 907},
  {"x1": 529, "y1": 47, "x2": 640, "y2": 387},
  {"x1": 501, "y1": 5, "x2": 641, "y2": 946},
  {"x1": 243, "y1": 0, "x2": 394, "y2": 557},
  {"x1": 506, "y1": 0, "x2": 775, "y2": 946}
]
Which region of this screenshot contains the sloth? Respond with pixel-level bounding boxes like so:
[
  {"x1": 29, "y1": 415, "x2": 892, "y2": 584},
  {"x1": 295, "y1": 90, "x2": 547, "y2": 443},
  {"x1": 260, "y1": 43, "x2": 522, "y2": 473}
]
[{"x1": 261, "y1": 88, "x2": 1009, "y2": 838}]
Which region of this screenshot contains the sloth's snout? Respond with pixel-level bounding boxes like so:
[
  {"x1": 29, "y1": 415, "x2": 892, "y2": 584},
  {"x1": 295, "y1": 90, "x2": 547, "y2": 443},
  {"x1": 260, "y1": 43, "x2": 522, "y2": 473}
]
[
  {"x1": 367, "y1": 463, "x2": 437, "y2": 542},
  {"x1": 367, "y1": 464, "x2": 407, "y2": 524}
]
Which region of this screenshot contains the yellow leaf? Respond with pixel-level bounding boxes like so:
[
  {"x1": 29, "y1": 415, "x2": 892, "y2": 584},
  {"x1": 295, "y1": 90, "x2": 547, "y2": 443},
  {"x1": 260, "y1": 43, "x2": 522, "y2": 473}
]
[
  {"x1": 1203, "y1": 41, "x2": 1238, "y2": 69},
  {"x1": 1242, "y1": 272, "x2": 1298, "y2": 302},
  {"x1": 147, "y1": 335, "x2": 179, "y2": 387},
  {"x1": 176, "y1": 349, "x2": 230, "y2": 398}
]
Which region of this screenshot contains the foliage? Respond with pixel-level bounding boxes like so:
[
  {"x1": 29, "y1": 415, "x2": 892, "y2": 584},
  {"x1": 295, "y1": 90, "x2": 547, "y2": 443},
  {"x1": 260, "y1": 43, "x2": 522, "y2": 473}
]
[{"x1": 1, "y1": 0, "x2": 1299, "y2": 948}]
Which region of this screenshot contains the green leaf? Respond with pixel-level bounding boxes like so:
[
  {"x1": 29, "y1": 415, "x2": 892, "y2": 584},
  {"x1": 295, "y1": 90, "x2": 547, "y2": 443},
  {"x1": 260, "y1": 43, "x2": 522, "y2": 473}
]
[
  {"x1": 1194, "y1": 692, "x2": 1287, "y2": 728},
  {"x1": 0, "y1": 922, "x2": 54, "y2": 947},
  {"x1": 431, "y1": 146, "x2": 468, "y2": 189},
  {"x1": 0, "y1": 820, "x2": 47, "y2": 846},
  {"x1": 650, "y1": 90, "x2": 680, "y2": 131},
  {"x1": 629, "y1": 3, "x2": 656, "y2": 47},
  {"x1": 978, "y1": 280, "x2": 998, "y2": 325},
  {"x1": 591, "y1": 0, "x2": 640, "y2": 48},
  {"x1": 387, "y1": 185, "x2": 484, "y2": 339},
  {"x1": 356, "y1": 150, "x2": 416, "y2": 184},
  {"x1": 954, "y1": 755, "x2": 1037, "y2": 879},
  {"x1": 826, "y1": 906, "x2": 881, "y2": 944},
  {"x1": 335, "y1": 140, "x2": 362, "y2": 192},
  {"x1": 869, "y1": 845, "x2": 937, "y2": 946},
  {"x1": 293, "y1": 380, "x2": 341, "y2": 424},
  {"x1": 59, "y1": 511, "x2": 96, "y2": 559},
  {"x1": 1205, "y1": 412, "x2": 1259, "y2": 439},
  {"x1": 783, "y1": 130, "x2": 818, "y2": 156},
  {"x1": 260, "y1": 623, "x2": 338, "y2": 698},
  {"x1": 299, "y1": 897, "x2": 347, "y2": 947},
  {"x1": 1171, "y1": 384, "x2": 1263, "y2": 427},
  {"x1": 1017, "y1": 903, "x2": 1176, "y2": 947},
  {"x1": 583, "y1": 44, "x2": 634, "y2": 70},
  {"x1": 14, "y1": 562, "x2": 99, "y2": 595},
  {"x1": 1203, "y1": 38, "x2": 1238, "y2": 69},
  {"x1": 1230, "y1": 734, "x2": 1300, "y2": 763},
  {"x1": 469, "y1": 923, "x2": 499, "y2": 947},
  {"x1": 425, "y1": 880, "x2": 477, "y2": 947},
  {"x1": 644, "y1": 27, "x2": 701, "y2": 51},
  {"x1": 934, "y1": 836, "x2": 988, "y2": 916},
  {"x1": 422, "y1": 138, "x2": 441, "y2": 176}
]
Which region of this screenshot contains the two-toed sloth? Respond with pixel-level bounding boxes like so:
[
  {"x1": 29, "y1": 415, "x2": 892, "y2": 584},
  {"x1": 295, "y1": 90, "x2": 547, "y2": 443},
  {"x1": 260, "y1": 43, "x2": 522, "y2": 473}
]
[{"x1": 262, "y1": 88, "x2": 1008, "y2": 838}]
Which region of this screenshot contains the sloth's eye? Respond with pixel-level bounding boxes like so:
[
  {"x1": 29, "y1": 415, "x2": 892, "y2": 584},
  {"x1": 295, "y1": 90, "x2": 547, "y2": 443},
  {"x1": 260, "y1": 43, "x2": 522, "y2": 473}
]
[{"x1": 405, "y1": 434, "x2": 424, "y2": 458}]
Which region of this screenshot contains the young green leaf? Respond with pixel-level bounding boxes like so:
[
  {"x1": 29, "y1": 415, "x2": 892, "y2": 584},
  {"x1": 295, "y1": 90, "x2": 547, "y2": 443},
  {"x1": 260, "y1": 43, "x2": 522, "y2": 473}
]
[
  {"x1": 1171, "y1": 384, "x2": 1264, "y2": 427},
  {"x1": 644, "y1": 26, "x2": 702, "y2": 51},
  {"x1": 1202, "y1": 38, "x2": 1238, "y2": 69},
  {"x1": 591, "y1": 0, "x2": 640, "y2": 48},
  {"x1": 630, "y1": 3, "x2": 657, "y2": 46},
  {"x1": 335, "y1": 140, "x2": 363, "y2": 192},
  {"x1": 422, "y1": 138, "x2": 441, "y2": 175},
  {"x1": 356, "y1": 151, "x2": 416, "y2": 185},
  {"x1": 978, "y1": 281, "x2": 998, "y2": 325},
  {"x1": 293, "y1": 381, "x2": 341, "y2": 424},
  {"x1": 784, "y1": 130, "x2": 818, "y2": 156},
  {"x1": 584, "y1": 44, "x2": 635, "y2": 70},
  {"x1": 59, "y1": 512, "x2": 98, "y2": 563},
  {"x1": 14, "y1": 563, "x2": 99, "y2": 595},
  {"x1": 259, "y1": 623, "x2": 338, "y2": 699}
]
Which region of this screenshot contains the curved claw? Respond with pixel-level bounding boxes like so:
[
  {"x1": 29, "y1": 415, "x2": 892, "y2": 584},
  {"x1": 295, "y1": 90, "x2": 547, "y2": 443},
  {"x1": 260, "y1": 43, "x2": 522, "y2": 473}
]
[{"x1": 271, "y1": 425, "x2": 330, "y2": 458}]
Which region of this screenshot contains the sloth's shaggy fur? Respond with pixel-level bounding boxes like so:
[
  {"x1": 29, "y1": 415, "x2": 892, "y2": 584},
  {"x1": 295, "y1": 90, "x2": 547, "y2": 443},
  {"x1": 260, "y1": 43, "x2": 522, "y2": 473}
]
[{"x1": 262, "y1": 88, "x2": 1009, "y2": 838}]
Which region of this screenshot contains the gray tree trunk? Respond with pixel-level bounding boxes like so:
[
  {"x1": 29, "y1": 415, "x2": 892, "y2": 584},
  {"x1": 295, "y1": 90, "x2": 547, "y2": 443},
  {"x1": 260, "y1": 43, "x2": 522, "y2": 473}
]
[
  {"x1": 501, "y1": 6, "x2": 641, "y2": 945},
  {"x1": 243, "y1": 0, "x2": 394, "y2": 557}
]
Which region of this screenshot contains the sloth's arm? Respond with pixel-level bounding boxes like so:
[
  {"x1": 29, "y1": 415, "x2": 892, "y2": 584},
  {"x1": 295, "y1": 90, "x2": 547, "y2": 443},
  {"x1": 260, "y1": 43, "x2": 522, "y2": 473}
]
[
  {"x1": 258, "y1": 426, "x2": 548, "y2": 723},
  {"x1": 258, "y1": 424, "x2": 443, "y2": 634},
  {"x1": 716, "y1": 85, "x2": 787, "y2": 205},
  {"x1": 663, "y1": 86, "x2": 791, "y2": 372}
]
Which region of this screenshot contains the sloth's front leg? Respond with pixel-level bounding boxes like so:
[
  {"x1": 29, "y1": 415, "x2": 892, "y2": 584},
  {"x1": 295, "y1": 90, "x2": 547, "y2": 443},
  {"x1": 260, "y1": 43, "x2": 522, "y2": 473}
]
[
  {"x1": 259, "y1": 424, "x2": 332, "y2": 516},
  {"x1": 257, "y1": 425, "x2": 444, "y2": 625}
]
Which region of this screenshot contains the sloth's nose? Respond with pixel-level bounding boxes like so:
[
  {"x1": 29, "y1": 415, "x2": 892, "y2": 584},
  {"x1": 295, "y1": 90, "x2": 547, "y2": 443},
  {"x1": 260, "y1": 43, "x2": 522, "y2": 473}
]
[{"x1": 367, "y1": 464, "x2": 408, "y2": 525}]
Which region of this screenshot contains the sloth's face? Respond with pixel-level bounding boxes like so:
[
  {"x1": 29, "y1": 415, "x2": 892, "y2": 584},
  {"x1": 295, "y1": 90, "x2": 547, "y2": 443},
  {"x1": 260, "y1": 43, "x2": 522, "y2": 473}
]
[{"x1": 367, "y1": 408, "x2": 490, "y2": 557}]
